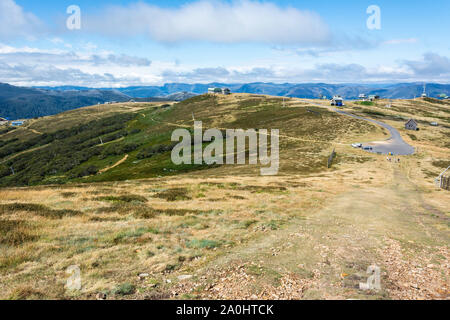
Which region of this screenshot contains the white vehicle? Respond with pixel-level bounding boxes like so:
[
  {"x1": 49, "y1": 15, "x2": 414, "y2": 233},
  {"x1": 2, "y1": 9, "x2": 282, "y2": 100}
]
[{"x1": 352, "y1": 143, "x2": 363, "y2": 148}]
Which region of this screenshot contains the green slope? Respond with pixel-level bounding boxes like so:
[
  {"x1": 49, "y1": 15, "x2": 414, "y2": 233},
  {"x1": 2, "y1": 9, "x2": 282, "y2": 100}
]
[{"x1": 0, "y1": 94, "x2": 377, "y2": 187}]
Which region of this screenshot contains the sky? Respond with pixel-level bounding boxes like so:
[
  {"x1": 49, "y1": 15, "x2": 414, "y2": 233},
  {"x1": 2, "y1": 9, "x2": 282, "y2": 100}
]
[{"x1": 0, "y1": 0, "x2": 449, "y2": 87}]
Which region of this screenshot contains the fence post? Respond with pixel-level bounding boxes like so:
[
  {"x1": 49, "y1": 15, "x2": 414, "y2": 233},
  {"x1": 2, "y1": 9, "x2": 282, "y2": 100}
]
[
  {"x1": 442, "y1": 176, "x2": 450, "y2": 190},
  {"x1": 327, "y1": 148, "x2": 336, "y2": 168}
]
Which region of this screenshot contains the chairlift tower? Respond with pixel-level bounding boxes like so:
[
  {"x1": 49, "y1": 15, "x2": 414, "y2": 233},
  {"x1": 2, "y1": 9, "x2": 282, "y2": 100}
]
[{"x1": 421, "y1": 83, "x2": 427, "y2": 98}]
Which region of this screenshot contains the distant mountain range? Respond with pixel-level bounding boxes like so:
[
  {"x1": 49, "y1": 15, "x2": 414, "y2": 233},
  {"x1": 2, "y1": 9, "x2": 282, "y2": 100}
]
[
  {"x1": 40, "y1": 82, "x2": 449, "y2": 99},
  {"x1": 0, "y1": 83, "x2": 193, "y2": 119},
  {"x1": 0, "y1": 83, "x2": 131, "y2": 120},
  {"x1": 1, "y1": 82, "x2": 449, "y2": 119}
]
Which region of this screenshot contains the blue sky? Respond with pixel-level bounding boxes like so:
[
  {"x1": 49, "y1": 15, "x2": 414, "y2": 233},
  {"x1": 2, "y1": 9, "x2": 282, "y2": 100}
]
[{"x1": 0, "y1": 0, "x2": 449, "y2": 87}]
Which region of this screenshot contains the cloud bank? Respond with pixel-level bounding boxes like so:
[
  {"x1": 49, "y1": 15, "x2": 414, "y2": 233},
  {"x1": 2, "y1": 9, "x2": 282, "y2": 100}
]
[
  {"x1": 403, "y1": 52, "x2": 450, "y2": 77},
  {"x1": 161, "y1": 53, "x2": 450, "y2": 84},
  {"x1": 1, "y1": 49, "x2": 449, "y2": 87},
  {"x1": 0, "y1": 62, "x2": 142, "y2": 87},
  {"x1": 84, "y1": 0, "x2": 331, "y2": 45},
  {"x1": 0, "y1": 0, "x2": 43, "y2": 40}
]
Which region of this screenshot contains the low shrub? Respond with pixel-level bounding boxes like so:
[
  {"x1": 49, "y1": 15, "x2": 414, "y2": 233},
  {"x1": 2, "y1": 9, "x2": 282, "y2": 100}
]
[
  {"x1": 0, "y1": 203, "x2": 82, "y2": 219},
  {"x1": 114, "y1": 283, "x2": 136, "y2": 296},
  {"x1": 95, "y1": 195, "x2": 147, "y2": 203},
  {"x1": 186, "y1": 239, "x2": 221, "y2": 249},
  {"x1": 0, "y1": 219, "x2": 37, "y2": 246},
  {"x1": 154, "y1": 188, "x2": 191, "y2": 201}
]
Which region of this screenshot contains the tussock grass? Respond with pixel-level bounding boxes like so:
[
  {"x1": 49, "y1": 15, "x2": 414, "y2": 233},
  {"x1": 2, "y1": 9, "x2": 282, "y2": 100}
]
[
  {"x1": 88, "y1": 216, "x2": 122, "y2": 222},
  {"x1": 8, "y1": 286, "x2": 45, "y2": 300},
  {"x1": 95, "y1": 194, "x2": 148, "y2": 203},
  {"x1": 0, "y1": 96, "x2": 448, "y2": 300},
  {"x1": 153, "y1": 188, "x2": 192, "y2": 201},
  {"x1": 113, "y1": 283, "x2": 136, "y2": 296},
  {"x1": 186, "y1": 239, "x2": 221, "y2": 249},
  {"x1": 96, "y1": 203, "x2": 156, "y2": 218},
  {"x1": 61, "y1": 192, "x2": 77, "y2": 198},
  {"x1": 0, "y1": 203, "x2": 82, "y2": 219},
  {"x1": 200, "y1": 182, "x2": 287, "y2": 194},
  {"x1": 240, "y1": 185, "x2": 288, "y2": 193},
  {"x1": 112, "y1": 227, "x2": 158, "y2": 244},
  {"x1": 0, "y1": 219, "x2": 37, "y2": 246},
  {"x1": 95, "y1": 203, "x2": 203, "y2": 219},
  {"x1": 432, "y1": 160, "x2": 450, "y2": 170}
]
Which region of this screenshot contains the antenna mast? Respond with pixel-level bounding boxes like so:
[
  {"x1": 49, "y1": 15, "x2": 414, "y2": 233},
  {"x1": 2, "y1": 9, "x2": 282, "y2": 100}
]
[{"x1": 422, "y1": 83, "x2": 427, "y2": 97}]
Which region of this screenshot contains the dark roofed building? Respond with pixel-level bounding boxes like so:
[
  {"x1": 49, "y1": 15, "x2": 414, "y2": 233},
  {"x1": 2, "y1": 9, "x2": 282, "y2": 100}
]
[{"x1": 405, "y1": 119, "x2": 418, "y2": 131}]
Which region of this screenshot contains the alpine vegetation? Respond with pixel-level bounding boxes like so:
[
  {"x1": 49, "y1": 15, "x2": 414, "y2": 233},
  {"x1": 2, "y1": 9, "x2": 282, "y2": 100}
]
[{"x1": 171, "y1": 121, "x2": 279, "y2": 176}]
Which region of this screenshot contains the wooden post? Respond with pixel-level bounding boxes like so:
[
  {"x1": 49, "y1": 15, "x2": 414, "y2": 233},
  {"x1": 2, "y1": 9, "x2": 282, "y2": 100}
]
[
  {"x1": 327, "y1": 149, "x2": 336, "y2": 168},
  {"x1": 441, "y1": 176, "x2": 450, "y2": 190}
]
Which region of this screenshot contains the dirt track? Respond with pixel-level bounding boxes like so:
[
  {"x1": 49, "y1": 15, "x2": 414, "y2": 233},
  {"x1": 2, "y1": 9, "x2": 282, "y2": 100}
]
[
  {"x1": 178, "y1": 166, "x2": 449, "y2": 300},
  {"x1": 98, "y1": 154, "x2": 129, "y2": 174}
]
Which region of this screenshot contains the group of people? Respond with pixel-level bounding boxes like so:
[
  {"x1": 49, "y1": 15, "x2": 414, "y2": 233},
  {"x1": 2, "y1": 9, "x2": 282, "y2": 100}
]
[{"x1": 387, "y1": 157, "x2": 400, "y2": 163}]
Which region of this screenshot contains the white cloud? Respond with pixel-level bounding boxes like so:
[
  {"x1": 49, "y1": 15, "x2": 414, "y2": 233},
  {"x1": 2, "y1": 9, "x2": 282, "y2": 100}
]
[
  {"x1": 162, "y1": 66, "x2": 278, "y2": 83},
  {"x1": 84, "y1": 0, "x2": 330, "y2": 45},
  {"x1": 0, "y1": 62, "x2": 143, "y2": 87},
  {"x1": 403, "y1": 52, "x2": 450, "y2": 76},
  {"x1": 0, "y1": 43, "x2": 153, "y2": 86},
  {"x1": 272, "y1": 34, "x2": 379, "y2": 58},
  {"x1": 1, "y1": 42, "x2": 449, "y2": 86},
  {"x1": 0, "y1": 43, "x2": 66, "y2": 54},
  {"x1": 0, "y1": 0, "x2": 43, "y2": 40},
  {"x1": 160, "y1": 53, "x2": 450, "y2": 84},
  {"x1": 0, "y1": 45, "x2": 151, "y2": 67}
]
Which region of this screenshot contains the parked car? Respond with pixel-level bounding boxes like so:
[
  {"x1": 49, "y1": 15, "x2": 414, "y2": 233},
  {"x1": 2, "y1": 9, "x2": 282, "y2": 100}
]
[
  {"x1": 352, "y1": 143, "x2": 363, "y2": 148},
  {"x1": 363, "y1": 146, "x2": 373, "y2": 151}
]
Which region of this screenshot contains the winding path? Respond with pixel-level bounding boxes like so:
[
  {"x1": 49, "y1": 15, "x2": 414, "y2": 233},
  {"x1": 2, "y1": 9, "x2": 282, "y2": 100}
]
[
  {"x1": 150, "y1": 97, "x2": 416, "y2": 156},
  {"x1": 298, "y1": 100, "x2": 416, "y2": 156},
  {"x1": 98, "y1": 154, "x2": 129, "y2": 174}
]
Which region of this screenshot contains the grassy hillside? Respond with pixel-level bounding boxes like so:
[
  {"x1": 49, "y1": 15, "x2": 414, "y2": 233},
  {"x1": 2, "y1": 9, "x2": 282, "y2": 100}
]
[
  {"x1": 0, "y1": 94, "x2": 380, "y2": 187},
  {"x1": 0, "y1": 94, "x2": 448, "y2": 300}
]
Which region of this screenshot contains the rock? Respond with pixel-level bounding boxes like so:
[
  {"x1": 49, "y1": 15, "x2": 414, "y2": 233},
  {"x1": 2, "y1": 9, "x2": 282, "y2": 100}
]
[
  {"x1": 178, "y1": 275, "x2": 193, "y2": 281},
  {"x1": 96, "y1": 292, "x2": 107, "y2": 300},
  {"x1": 139, "y1": 273, "x2": 150, "y2": 280}
]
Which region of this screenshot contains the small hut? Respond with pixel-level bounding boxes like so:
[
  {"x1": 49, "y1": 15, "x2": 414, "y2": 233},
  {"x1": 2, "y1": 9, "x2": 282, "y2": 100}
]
[{"x1": 405, "y1": 119, "x2": 418, "y2": 131}]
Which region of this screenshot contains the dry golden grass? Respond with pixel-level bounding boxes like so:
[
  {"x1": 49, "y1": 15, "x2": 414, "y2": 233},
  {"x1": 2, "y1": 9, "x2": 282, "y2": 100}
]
[
  {"x1": 27, "y1": 102, "x2": 172, "y2": 134},
  {"x1": 0, "y1": 96, "x2": 448, "y2": 300}
]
